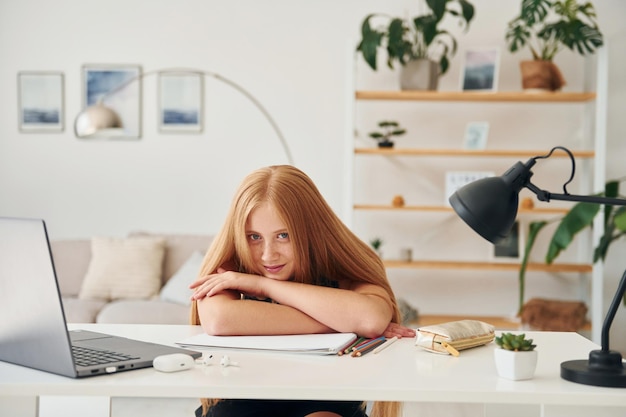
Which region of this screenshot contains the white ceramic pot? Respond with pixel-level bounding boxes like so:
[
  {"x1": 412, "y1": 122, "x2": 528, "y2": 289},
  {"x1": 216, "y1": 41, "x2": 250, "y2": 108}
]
[{"x1": 494, "y1": 348, "x2": 538, "y2": 380}]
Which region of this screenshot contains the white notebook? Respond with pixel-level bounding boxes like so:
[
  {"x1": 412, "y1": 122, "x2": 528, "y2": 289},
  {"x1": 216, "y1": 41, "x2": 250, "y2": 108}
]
[{"x1": 177, "y1": 332, "x2": 357, "y2": 355}]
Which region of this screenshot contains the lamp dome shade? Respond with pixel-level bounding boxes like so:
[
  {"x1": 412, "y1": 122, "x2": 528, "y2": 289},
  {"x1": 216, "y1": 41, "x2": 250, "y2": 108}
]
[
  {"x1": 449, "y1": 176, "x2": 519, "y2": 244},
  {"x1": 74, "y1": 103, "x2": 123, "y2": 137}
]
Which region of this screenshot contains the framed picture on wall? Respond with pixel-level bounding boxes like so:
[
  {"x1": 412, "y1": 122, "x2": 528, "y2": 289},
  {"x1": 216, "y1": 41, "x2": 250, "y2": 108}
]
[
  {"x1": 81, "y1": 64, "x2": 142, "y2": 139},
  {"x1": 492, "y1": 221, "x2": 523, "y2": 261},
  {"x1": 18, "y1": 71, "x2": 64, "y2": 132},
  {"x1": 158, "y1": 71, "x2": 203, "y2": 133},
  {"x1": 460, "y1": 48, "x2": 499, "y2": 92}
]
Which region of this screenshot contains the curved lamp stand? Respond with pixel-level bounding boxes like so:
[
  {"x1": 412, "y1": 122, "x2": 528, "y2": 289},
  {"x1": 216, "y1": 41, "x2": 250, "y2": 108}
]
[
  {"x1": 74, "y1": 68, "x2": 293, "y2": 165},
  {"x1": 449, "y1": 146, "x2": 626, "y2": 388}
]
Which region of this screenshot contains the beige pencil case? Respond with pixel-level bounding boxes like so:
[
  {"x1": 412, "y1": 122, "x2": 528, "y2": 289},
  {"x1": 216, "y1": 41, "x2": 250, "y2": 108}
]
[{"x1": 416, "y1": 320, "x2": 495, "y2": 356}]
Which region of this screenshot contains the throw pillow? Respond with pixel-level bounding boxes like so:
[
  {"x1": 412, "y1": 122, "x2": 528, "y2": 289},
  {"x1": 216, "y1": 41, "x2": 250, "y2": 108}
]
[
  {"x1": 160, "y1": 251, "x2": 205, "y2": 306},
  {"x1": 79, "y1": 236, "x2": 166, "y2": 301}
]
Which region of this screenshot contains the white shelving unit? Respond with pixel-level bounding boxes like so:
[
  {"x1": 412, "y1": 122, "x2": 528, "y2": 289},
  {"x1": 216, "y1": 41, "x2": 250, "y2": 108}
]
[{"x1": 346, "y1": 49, "x2": 608, "y2": 343}]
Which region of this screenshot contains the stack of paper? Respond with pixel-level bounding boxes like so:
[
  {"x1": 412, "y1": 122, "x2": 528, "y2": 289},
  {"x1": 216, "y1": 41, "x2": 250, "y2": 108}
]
[{"x1": 177, "y1": 332, "x2": 357, "y2": 355}]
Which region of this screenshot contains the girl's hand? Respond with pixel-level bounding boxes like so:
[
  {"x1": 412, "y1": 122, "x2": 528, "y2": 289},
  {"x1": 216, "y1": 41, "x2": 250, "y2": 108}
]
[
  {"x1": 191, "y1": 269, "x2": 266, "y2": 300},
  {"x1": 382, "y1": 322, "x2": 416, "y2": 339}
]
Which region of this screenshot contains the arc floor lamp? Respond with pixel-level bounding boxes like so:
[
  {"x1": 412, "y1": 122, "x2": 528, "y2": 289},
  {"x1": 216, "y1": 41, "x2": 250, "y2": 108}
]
[
  {"x1": 74, "y1": 68, "x2": 294, "y2": 165},
  {"x1": 449, "y1": 146, "x2": 626, "y2": 388}
]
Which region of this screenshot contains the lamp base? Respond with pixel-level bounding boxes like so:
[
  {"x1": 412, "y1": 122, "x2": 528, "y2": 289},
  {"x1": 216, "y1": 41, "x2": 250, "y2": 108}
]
[{"x1": 561, "y1": 349, "x2": 626, "y2": 388}]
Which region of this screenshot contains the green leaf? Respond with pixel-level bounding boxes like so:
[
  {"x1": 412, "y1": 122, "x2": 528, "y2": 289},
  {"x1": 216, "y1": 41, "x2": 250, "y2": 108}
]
[
  {"x1": 614, "y1": 207, "x2": 626, "y2": 231},
  {"x1": 357, "y1": 15, "x2": 385, "y2": 70},
  {"x1": 546, "y1": 202, "x2": 600, "y2": 263}
]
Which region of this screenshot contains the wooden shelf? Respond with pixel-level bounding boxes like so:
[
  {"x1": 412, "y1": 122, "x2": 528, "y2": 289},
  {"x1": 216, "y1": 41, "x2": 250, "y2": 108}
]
[
  {"x1": 410, "y1": 314, "x2": 591, "y2": 331},
  {"x1": 354, "y1": 204, "x2": 568, "y2": 215},
  {"x1": 356, "y1": 90, "x2": 597, "y2": 102},
  {"x1": 354, "y1": 148, "x2": 595, "y2": 158},
  {"x1": 383, "y1": 259, "x2": 592, "y2": 273}
]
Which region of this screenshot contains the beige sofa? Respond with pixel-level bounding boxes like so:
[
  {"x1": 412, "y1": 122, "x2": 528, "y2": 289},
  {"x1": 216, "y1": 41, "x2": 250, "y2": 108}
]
[{"x1": 50, "y1": 232, "x2": 213, "y2": 324}]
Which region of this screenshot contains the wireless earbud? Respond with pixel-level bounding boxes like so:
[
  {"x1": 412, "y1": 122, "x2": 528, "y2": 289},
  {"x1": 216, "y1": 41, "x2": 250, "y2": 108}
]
[{"x1": 220, "y1": 355, "x2": 239, "y2": 367}]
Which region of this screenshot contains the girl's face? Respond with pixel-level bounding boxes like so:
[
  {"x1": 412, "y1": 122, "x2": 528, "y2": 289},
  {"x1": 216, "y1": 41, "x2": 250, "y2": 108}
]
[{"x1": 245, "y1": 202, "x2": 295, "y2": 281}]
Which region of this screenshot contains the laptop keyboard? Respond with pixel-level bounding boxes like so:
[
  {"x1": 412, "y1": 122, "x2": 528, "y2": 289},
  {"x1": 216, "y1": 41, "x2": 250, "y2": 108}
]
[{"x1": 72, "y1": 345, "x2": 139, "y2": 367}]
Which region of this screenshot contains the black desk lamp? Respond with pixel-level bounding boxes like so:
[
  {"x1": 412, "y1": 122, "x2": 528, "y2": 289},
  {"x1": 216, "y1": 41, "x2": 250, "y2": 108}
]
[{"x1": 449, "y1": 145, "x2": 626, "y2": 388}]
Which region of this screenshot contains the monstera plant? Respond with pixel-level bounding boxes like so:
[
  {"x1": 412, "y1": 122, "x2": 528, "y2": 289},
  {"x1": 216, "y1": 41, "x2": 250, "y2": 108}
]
[{"x1": 505, "y1": 0, "x2": 604, "y2": 90}]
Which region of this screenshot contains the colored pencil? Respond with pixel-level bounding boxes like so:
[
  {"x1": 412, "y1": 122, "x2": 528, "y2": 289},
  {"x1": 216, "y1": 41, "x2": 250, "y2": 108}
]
[
  {"x1": 352, "y1": 336, "x2": 385, "y2": 351},
  {"x1": 337, "y1": 336, "x2": 363, "y2": 356},
  {"x1": 351, "y1": 337, "x2": 386, "y2": 357},
  {"x1": 373, "y1": 336, "x2": 398, "y2": 354}
]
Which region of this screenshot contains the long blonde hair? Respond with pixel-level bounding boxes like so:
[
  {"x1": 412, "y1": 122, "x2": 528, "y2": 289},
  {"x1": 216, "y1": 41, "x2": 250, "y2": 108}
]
[{"x1": 191, "y1": 165, "x2": 401, "y2": 417}]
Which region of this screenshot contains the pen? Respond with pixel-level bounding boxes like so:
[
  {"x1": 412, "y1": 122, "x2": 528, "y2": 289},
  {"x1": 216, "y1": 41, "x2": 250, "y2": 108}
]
[
  {"x1": 373, "y1": 336, "x2": 397, "y2": 354},
  {"x1": 351, "y1": 337, "x2": 386, "y2": 357}
]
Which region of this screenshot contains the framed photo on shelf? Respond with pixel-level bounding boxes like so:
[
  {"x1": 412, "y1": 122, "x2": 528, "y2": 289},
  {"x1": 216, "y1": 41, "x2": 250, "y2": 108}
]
[
  {"x1": 493, "y1": 221, "x2": 523, "y2": 261},
  {"x1": 82, "y1": 64, "x2": 142, "y2": 139},
  {"x1": 18, "y1": 71, "x2": 64, "y2": 132},
  {"x1": 463, "y1": 121, "x2": 490, "y2": 150},
  {"x1": 158, "y1": 72, "x2": 203, "y2": 133},
  {"x1": 460, "y1": 48, "x2": 499, "y2": 92}
]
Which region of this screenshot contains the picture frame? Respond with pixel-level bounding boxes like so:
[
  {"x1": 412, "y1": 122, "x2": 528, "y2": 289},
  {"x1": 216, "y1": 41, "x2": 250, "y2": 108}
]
[
  {"x1": 463, "y1": 121, "x2": 490, "y2": 150},
  {"x1": 493, "y1": 221, "x2": 523, "y2": 261},
  {"x1": 460, "y1": 48, "x2": 499, "y2": 92},
  {"x1": 18, "y1": 71, "x2": 64, "y2": 132},
  {"x1": 158, "y1": 72, "x2": 203, "y2": 133},
  {"x1": 82, "y1": 64, "x2": 142, "y2": 139}
]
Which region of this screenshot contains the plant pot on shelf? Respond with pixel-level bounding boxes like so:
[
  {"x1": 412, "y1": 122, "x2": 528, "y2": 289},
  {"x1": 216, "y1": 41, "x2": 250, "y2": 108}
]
[
  {"x1": 519, "y1": 60, "x2": 565, "y2": 92},
  {"x1": 400, "y1": 59, "x2": 439, "y2": 91},
  {"x1": 377, "y1": 140, "x2": 394, "y2": 148},
  {"x1": 494, "y1": 348, "x2": 538, "y2": 380}
]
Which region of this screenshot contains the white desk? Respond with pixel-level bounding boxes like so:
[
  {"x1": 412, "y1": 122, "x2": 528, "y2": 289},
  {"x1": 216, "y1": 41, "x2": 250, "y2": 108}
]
[{"x1": 1, "y1": 324, "x2": 625, "y2": 417}]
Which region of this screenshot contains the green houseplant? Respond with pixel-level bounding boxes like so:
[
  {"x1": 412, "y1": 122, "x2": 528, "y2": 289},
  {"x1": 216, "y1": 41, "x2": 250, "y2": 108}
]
[
  {"x1": 357, "y1": 0, "x2": 475, "y2": 89},
  {"x1": 370, "y1": 237, "x2": 384, "y2": 257},
  {"x1": 505, "y1": 0, "x2": 604, "y2": 90},
  {"x1": 368, "y1": 120, "x2": 406, "y2": 148},
  {"x1": 518, "y1": 179, "x2": 626, "y2": 315},
  {"x1": 494, "y1": 332, "x2": 538, "y2": 380}
]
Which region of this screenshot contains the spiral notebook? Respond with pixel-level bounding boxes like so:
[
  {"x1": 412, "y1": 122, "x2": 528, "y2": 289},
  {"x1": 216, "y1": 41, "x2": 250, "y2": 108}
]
[{"x1": 177, "y1": 332, "x2": 357, "y2": 355}]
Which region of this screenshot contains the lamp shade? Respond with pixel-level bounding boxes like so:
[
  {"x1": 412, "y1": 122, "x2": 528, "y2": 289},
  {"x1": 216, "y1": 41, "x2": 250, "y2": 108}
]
[
  {"x1": 449, "y1": 176, "x2": 519, "y2": 244},
  {"x1": 74, "y1": 102, "x2": 123, "y2": 137}
]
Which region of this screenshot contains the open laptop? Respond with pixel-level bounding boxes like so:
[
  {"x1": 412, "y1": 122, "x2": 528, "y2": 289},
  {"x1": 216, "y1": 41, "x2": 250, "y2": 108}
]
[{"x1": 0, "y1": 216, "x2": 201, "y2": 378}]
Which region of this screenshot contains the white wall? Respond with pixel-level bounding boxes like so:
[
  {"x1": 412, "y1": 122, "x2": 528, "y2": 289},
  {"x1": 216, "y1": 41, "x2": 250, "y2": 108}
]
[{"x1": 1, "y1": 0, "x2": 625, "y2": 351}]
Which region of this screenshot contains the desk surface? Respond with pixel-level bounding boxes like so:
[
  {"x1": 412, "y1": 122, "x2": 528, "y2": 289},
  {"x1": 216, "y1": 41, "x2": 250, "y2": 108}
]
[{"x1": 1, "y1": 324, "x2": 625, "y2": 407}]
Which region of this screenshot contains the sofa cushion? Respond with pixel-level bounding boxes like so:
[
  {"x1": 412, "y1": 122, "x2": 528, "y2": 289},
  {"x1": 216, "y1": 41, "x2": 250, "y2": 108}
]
[
  {"x1": 50, "y1": 240, "x2": 92, "y2": 297},
  {"x1": 61, "y1": 297, "x2": 108, "y2": 323},
  {"x1": 160, "y1": 251, "x2": 204, "y2": 306},
  {"x1": 79, "y1": 236, "x2": 166, "y2": 301},
  {"x1": 129, "y1": 232, "x2": 213, "y2": 283},
  {"x1": 96, "y1": 299, "x2": 190, "y2": 324}
]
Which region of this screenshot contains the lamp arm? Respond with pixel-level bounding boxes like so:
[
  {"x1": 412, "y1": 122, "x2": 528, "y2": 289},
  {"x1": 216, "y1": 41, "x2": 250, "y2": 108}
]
[
  {"x1": 525, "y1": 182, "x2": 626, "y2": 206},
  {"x1": 95, "y1": 67, "x2": 294, "y2": 165},
  {"x1": 601, "y1": 269, "x2": 626, "y2": 352}
]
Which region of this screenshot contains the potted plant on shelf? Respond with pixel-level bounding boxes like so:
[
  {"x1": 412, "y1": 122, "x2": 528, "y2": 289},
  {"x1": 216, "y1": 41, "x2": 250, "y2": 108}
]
[
  {"x1": 370, "y1": 237, "x2": 384, "y2": 258},
  {"x1": 517, "y1": 179, "x2": 626, "y2": 316},
  {"x1": 505, "y1": 0, "x2": 604, "y2": 91},
  {"x1": 494, "y1": 332, "x2": 538, "y2": 380},
  {"x1": 357, "y1": 0, "x2": 475, "y2": 90},
  {"x1": 368, "y1": 121, "x2": 406, "y2": 148}
]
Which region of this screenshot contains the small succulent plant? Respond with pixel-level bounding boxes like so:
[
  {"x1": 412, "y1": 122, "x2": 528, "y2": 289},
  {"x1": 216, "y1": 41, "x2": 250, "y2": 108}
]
[{"x1": 495, "y1": 332, "x2": 536, "y2": 351}]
